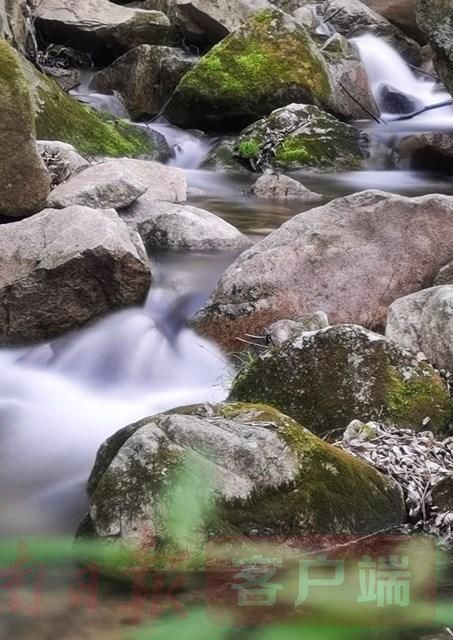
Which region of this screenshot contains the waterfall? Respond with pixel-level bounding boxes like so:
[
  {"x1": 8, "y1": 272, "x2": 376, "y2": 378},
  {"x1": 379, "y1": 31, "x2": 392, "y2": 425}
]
[
  {"x1": 353, "y1": 34, "x2": 450, "y2": 116},
  {"x1": 0, "y1": 261, "x2": 233, "y2": 536}
]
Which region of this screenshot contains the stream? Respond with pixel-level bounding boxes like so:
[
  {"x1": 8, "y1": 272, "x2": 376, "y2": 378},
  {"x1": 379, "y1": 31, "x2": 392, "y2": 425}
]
[{"x1": 2, "y1": 33, "x2": 453, "y2": 540}]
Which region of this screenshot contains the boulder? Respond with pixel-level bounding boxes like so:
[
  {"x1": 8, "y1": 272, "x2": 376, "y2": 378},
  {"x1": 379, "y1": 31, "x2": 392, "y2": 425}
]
[
  {"x1": 416, "y1": 0, "x2": 453, "y2": 97},
  {"x1": 0, "y1": 206, "x2": 151, "y2": 345},
  {"x1": 377, "y1": 83, "x2": 424, "y2": 115},
  {"x1": 363, "y1": 0, "x2": 423, "y2": 42},
  {"x1": 121, "y1": 200, "x2": 252, "y2": 251},
  {"x1": 398, "y1": 133, "x2": 453, "y2": 171},
  {"x1": 386, "y1": 286, "x2": 453, "y2": 371},
  {"x1": 164, "y1": 9, "x2": 333, "y2": 130},
  {"x1": 34, "y1": 0, "x2": 178, "y2": 62},
  {"x1": 235, "y1": 103, "x2": 369, "y2": 171},
  {"x1": 321, "y1": 33, "x2": 380, "y2": 121},
  {"x1": 80, "y1": 402, "x2": 405, "y2": 561},
  {"x1": 0, "y1": 40, "x2": 50, "y2": 217},
  {"x1": 230, "y1": 325, "x2": 451, "y2": 435},
  {"x1": 94, "y1": 45, "x2": 196, "y2": 119},
  {"x1": 174, "y1": 0, "x2": 273, "y2": 44},
  {"x1": 251, "y1": 173, "x2": 324, "y2": 201},
  {"x1": 107, "y1": 158, "x2": 187, "y2": 202},
  {"x1": 47, "y1": 160, "x2": 146, "y2": 209},
  {"x1": 193, "y1": 191, "x2": 453, "y2": 351}
]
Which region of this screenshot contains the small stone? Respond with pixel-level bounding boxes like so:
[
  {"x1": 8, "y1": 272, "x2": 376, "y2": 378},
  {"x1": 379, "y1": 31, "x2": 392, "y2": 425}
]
[{"x1": 251, "y1": 174, "x2": 324, "y2": 201}]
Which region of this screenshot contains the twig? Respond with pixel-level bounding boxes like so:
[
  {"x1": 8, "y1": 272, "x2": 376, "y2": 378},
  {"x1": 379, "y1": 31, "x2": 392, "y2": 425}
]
[
  {"x1": 235, "y1": 336, "x2": 268, "y2": 349},
  {"x1": 390, "y1": 99, "x2": 453, "y2": 122},
  {"x1": 338, "y1": 81, "x2": 385, "y2": 124},
  {"x1": 323, "y1": 7, "x2": 344, "y2": 24},
  {"x1": 408, "y1": 64, "x2": 439, "y2": 81}
]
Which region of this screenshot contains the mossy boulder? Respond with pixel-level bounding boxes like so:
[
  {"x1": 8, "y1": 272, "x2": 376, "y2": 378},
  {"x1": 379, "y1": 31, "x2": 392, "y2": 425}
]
[
  {"x1": 235, "y1": 103, "x2": 369, "y2": 171},
  {"x1": 17, "y1": 51, "x2": 161, "y2": 158},
  {"x1": 78, "y1": 402, "x2": 405, "y2": 572},
  {"x1": 0, "y1": 39, "x2": 50, "y2": 217},
  {"x1": 229, "y1": 325, "x2": 452, "y2": 436},
  {"x1": 164, "y1": 9, "x2": 333, "y2": 130}
]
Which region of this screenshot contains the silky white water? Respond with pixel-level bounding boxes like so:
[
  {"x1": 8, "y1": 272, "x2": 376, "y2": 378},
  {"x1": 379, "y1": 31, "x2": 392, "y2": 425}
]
[
  {"x1": 0, "y1": 270, "x2": 232, "y2": 536},
  {"x1": 353, "y1": 34, "x2": 451, "y2": 118}
]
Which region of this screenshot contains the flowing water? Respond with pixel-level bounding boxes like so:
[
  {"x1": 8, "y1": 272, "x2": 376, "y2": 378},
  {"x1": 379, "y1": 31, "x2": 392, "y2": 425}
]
[{"x1": 3, "y1": 34, "x2": 453, "y2": 540}]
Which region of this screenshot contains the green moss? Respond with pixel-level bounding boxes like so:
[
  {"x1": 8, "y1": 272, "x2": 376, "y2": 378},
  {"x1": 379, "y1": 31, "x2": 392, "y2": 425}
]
[
  {"x1": 229, "y1": 326, "x2": 451, "y2": 436},
  {"x1": 11, "y1": 52, "x2": 157, "y2": 158},
  {"x1": 236, "y1": 104, "x2": 366, "y2": 171},
  {"x1": 217, "y1": 404, "x2": 405, "y2": 536},
  {"x1": 0, "y1": 40, "x2": 35, "y2": 132},
  {"x1": 386, "y1": 367, "x2": 452, "y2": 433},
  {"x1": 237, "y1": 137, "x2": 261, "y2": 159},
  {"x1": 34, "y1": 75, "x2": 155, "y2": 157}
]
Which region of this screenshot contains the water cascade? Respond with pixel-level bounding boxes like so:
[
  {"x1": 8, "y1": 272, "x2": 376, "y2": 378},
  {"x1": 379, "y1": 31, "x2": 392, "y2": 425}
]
[
  {"x1": 353, "y1": 34, "x2": 452, "y2": 126},
  {"x1": 0, "y1": 260, "x2": 232, "y2": 536}
]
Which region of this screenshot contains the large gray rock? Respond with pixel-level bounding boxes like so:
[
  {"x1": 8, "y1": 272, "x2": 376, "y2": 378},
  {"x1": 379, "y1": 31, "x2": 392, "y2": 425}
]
[
  {"x1": 34, "y1": 0, "x2": 177, "y2": 60},
  {"x1": 363, "y1": 0, "x2": 422, "y2": 41},
  {"x1": 81, "y1": 402, "x2": 405, "y2": 559},
  {"x1": 230, "y1": 325, "x2": 451, "y2": 435},
  {"x1": 0, "y1": 206, "x2": 151, "y2": 345},
  {"x1": 121, "y1": 199, "x2": 252, "y2": 251},
  {"x1": 321, "y1": 33, "x2": 380, "y2": 120},
  {"x1": 235, "y1": 103, "x2": 369, "y2": 172},
  {"x1": 47, "y1": 160, "x2": 146, "y2": 209},
  {"x1": 386, "y1": 286, "x2": 453, "y2": 371},
  {"x1": 94, "y1": 45, "x2": 196, "y2": 119},
  {"x1": 416, "y1": 0, "x2": 453, "y2": 96},
  {"x1": 107, "y1": 158, "x2": 187, "y2": 202},
  {"x1": 193, "y1": 191, "x2": 453, "y2": 351},
  {"x1": 173, "y1": 0, "x2": 273, "y2": 43},
  {"x1": 0, "y1": 40, "x2": 50, "y2": 217}
]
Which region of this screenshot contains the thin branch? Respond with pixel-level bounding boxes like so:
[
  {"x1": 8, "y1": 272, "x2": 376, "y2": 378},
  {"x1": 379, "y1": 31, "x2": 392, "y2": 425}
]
[
  {"x1": 338, "y1": 81, "x2": 385, "y2": 124},
  {"x1": 389, "y1": 99, "x2": 453, "y2": 122}
]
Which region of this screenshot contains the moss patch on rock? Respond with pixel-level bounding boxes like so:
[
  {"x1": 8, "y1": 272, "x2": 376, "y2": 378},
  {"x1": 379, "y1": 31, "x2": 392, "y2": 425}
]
[
  {"x1": 19, "y1": 54, "x2": 157, "y2": 158},
  {"x1": 220, "y1": 409, "x2": 405, "y2": 536},
  {"x1": 229, "y1": 325, "x2": 452, "y2": 436},
  {"x1": 164, "y1": 9, "x2": 332, "y2": 130}
]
